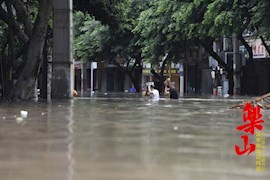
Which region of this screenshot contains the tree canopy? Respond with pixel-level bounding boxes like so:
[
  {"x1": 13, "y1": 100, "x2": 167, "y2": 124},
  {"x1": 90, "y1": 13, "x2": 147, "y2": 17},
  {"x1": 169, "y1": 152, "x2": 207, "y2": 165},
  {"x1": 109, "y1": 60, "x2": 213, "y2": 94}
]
[
  {"x1": 73, "y1": 0, "x2": 129, "y2": 28},
  {"x1": 72, "y1": 0, "x2": 270, "y2": 94}
]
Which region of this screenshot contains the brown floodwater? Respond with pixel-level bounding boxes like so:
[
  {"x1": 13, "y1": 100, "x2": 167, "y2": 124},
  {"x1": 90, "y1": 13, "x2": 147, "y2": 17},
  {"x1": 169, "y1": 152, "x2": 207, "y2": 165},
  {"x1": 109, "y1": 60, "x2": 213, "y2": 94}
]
[{"x1": 0, "y1": 97, "x2": 269, "y2": 180}]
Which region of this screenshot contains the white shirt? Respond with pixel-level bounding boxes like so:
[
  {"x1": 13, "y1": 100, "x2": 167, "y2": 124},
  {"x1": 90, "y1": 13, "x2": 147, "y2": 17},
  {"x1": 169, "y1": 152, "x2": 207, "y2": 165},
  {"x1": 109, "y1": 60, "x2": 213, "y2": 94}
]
[{"x1": 150, "y1": 89, "x2": 160, "y2": 101}]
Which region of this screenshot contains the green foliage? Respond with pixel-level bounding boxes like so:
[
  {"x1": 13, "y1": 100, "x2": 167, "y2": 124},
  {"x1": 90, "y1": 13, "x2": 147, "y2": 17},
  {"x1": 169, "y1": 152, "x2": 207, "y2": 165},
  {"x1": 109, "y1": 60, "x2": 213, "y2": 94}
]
[
  {"x1": 134, "y1": 0, "x2": 182, "y2": 63},
  {"x1": 74, "y1": 0, "x2": 270, "y2": 66},
  {"x1": 134, "y1": 0, "x2": 270, "y2": 64},
  {"x1": 73, "y1": 11, "x2": 111, "y2": 62},
  {"x1": 249, "y1": 0, "x2": 270, "y2": 38},
  {"x1": 73, "y1": 0, "x2": 130, "y2": 28},
  {"x1": 203, "y1": 0, "x2": 247, "y2": 36},
  {"x1": 73, "y1": 0, "x2": 150, "y2": 63}
]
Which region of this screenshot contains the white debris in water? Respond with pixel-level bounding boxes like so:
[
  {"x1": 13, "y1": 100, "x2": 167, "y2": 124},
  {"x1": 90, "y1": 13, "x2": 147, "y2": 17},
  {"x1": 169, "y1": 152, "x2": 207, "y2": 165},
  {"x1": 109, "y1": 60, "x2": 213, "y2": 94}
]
[
  {"x1": 104, "y1": 93, "x2": 108, "y2": 95},
  {"x1": 58, "y1": 105, "x2": 61, "y2": 107},
  {"x1": 174, "y1": 126, "x2": 178, "y2": 131},
  {"x1": 14, "y1": 115, "x2": 17, "y2": 118},
  {"x1": 2, "y1": 116, "x2": 6, "y2": 120},
  {"x1": 20, "y1": 111, "x2": 28, "y2": 118},
  {"x1": 16, "y1": 117, "x2": 24, "y2": 124},
  {"x1": 41, "y1": 113, "x2": 45, "y2": 116}
]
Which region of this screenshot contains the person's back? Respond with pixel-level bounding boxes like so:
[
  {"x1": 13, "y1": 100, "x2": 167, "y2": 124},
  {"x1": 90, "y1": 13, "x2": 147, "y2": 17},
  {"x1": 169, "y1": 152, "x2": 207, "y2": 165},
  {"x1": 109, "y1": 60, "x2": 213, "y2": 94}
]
[
  {"x1": 164, "y1": 78, "x2": 178, "y2": 99},
  {"x1": 150, "y1": 88, "x2": 160, "y2": 101},
  {"x1": 169, "y1": 88, "x2": 178, "y2": 99},
  {"x1": 148, "y1": 84, "x2": 160, "y2": 101}
]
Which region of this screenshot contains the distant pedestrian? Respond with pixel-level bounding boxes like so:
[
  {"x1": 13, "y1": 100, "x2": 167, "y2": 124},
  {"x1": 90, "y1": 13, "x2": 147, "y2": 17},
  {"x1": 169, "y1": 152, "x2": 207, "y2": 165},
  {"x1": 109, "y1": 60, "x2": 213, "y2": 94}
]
[{"x1": 164, "y1": 78, "x2": 178, "y2": 99}]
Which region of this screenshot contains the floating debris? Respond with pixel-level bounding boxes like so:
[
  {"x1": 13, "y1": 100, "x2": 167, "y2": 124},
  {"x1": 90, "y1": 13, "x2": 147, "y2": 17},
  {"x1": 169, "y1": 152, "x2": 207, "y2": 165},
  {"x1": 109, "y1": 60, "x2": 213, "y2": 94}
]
[
  {"x1": 20, "y1": 111, "x2": 28, "y2": 118},
  {"x1": 231, "y1": 92, "x2": 270, "y2": 109},
  {"x1": 16, "y1": 117, "x2": 24, "y2": 124}
]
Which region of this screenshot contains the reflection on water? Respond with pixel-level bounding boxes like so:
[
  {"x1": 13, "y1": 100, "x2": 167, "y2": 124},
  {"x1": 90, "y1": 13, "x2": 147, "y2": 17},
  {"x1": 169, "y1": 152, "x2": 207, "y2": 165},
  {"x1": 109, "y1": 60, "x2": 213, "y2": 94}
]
[{"x1": 0, "y1": 97, "x2": 269, "y2": 180}]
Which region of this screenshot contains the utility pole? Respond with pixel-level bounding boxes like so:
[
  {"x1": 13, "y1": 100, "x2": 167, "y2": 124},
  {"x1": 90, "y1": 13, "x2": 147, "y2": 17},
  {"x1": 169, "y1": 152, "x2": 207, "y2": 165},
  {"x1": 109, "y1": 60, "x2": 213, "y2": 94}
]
[
  {"x1": 179, "y1": 63, "x2": 184, "y2": 97},
  {"x1": 233, "y1": 33, "x2": 241, "y2": 95},
  {"x1": 51, "y1": 0, "x2": 73, "y2": 99},
  {"x1": 80, "y1": 61, "x2": 85, "y2": 96},
  {"x1": 90, "y1": 62, "x2": 94, "y2": 97}
]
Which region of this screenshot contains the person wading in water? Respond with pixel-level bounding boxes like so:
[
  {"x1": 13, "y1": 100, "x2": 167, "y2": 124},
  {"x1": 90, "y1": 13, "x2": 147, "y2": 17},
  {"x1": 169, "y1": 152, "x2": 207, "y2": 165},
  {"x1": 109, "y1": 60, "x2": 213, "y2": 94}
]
[
  {"x1": 164, "y1": 78, "x2": 178, "y2": 99},
  {"x1": 145, "y1": 82, "x2": 160, "y2": 102}
]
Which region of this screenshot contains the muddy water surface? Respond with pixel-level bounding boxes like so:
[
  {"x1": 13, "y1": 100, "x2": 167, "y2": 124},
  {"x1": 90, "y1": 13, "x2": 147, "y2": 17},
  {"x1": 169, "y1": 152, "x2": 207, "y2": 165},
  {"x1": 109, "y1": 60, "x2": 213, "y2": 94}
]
[{"x1": 0, "y1": 97, "x2": 269, "y2": 180}]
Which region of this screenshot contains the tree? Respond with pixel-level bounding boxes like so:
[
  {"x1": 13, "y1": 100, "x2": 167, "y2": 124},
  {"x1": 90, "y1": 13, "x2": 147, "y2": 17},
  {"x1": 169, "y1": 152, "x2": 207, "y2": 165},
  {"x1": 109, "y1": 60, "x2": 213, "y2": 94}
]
[
  {"x1": 134, "y1": 0, "x2": 187, "y2": 84},
  {"x1": 73, "y1": 0, "x2": 149, "y2": 92},
  {"x1": 249, "y1": 0, "x2": 270, "y2": 55},
  {"x1": 0, "y1": 0, "x2": 53, "y2": 100},
  {"x1": 202, "y1": 0, "x2": 270, "y2": 95},
  {"x1": 109, "y1": 0, "x2": 150, "y2": 92},
  {"x1": 0, "y1": 0, "x2": 132, "y2": 100},
  {"x1": 134, "y1": 0, "x2": 270, "y2": 95},
  {"x1": 167, "y1": 0, "x2": 233, "y2": 75}
]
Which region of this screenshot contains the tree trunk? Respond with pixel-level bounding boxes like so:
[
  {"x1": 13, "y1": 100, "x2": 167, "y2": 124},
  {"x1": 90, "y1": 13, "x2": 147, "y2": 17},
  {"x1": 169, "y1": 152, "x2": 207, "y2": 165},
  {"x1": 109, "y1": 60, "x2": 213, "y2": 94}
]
[
  {"x1": 127, "y1": 71, "x2": 140, "y2": 92},
  {"x1": 132, "y1": 65, "x2": 142, "y2": 93},
  {"x1": 8, "y1": 28, "x2": 16, "y2": 71},
  {"x1": 228, "y1": 69, "x2": 234, "y2": 95},
  {"x1": 9, "y1": 0, "x2": 53, "y2": 100},
  {"x1": 159, "y1": 54, "x2": 169, "y2": 79},
  {"x1": 238, "y1": 34, "x2": 253, "y2": 60},
  {"x1": 198, "y1": 40, "x2": 231, "y2": 72},
  {"x1": 6, "y1": 2, "x2": 16, "y2": 69},
  {"x1": 238, "y1": 34, "x2": 259, "y2": 95},
  {"x1": 39, "y1": 38, "x2": 48, "y2": 99},
  {"x1": 198, "y1": 39, "x2": 234, "y2": 95},
  {"x1": 133, "y1": 58, "x2": 142, "y2": 92},
  {"x1": 0, "y1": 53, "x2": 4, "y2": 98},
  {"x1": 114, "y1": 59, "x2": 142, "y2": 93}
]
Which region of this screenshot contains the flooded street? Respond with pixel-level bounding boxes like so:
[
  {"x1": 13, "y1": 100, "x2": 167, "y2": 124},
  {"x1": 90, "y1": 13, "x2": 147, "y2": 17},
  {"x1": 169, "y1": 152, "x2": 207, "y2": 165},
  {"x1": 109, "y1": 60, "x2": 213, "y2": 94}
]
[{"x1": 0, "y1": 97, "x2": 269, "y2": 180}]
